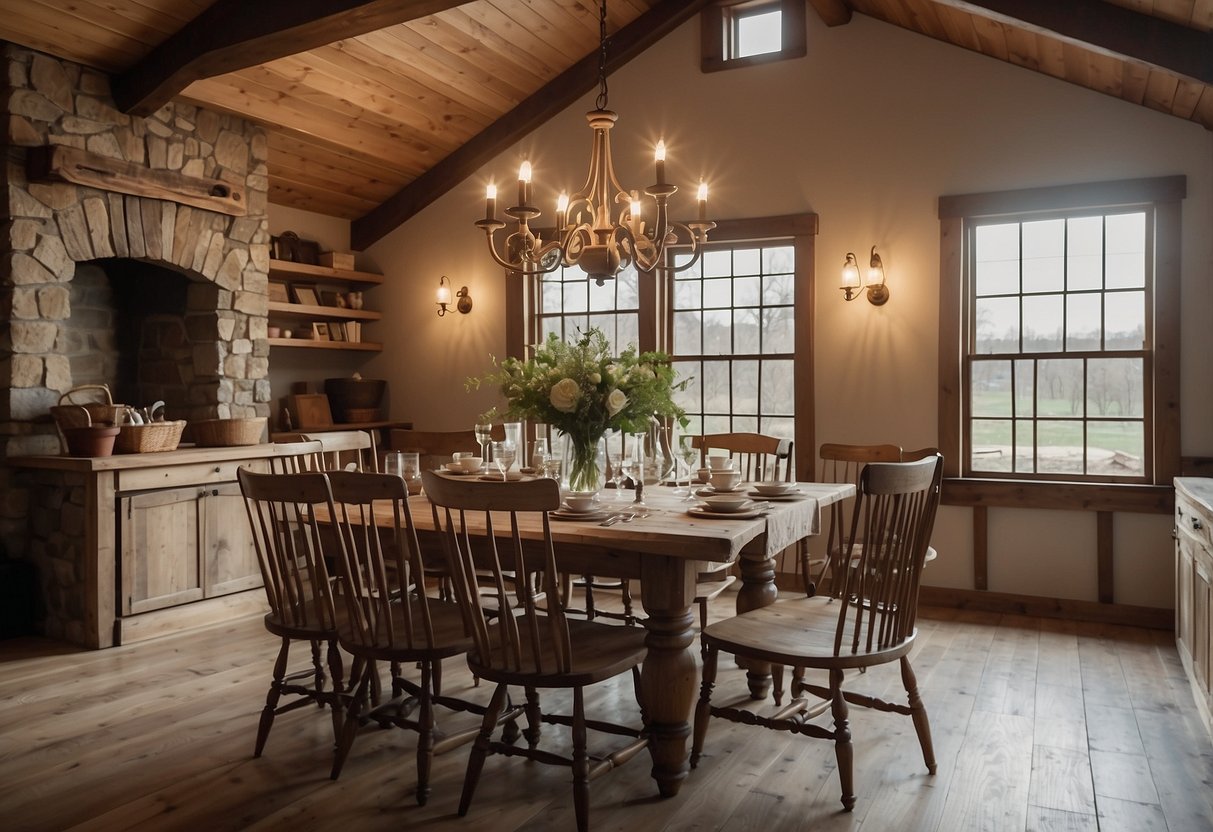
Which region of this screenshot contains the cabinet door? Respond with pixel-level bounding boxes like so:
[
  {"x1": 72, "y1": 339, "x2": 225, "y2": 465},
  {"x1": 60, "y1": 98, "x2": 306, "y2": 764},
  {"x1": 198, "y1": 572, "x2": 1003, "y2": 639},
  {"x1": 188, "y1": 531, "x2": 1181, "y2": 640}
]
[
  {"x1": 1178, "y1": 531, "x2": 1195, "y2": 662},
  {"x1": 1196, "y1": 554, "x2": 1213, "y2": 698},
  {"x1": 202, "y1": 482, "x2": 263, "y2": 597},
  {"x1": 121, "y1": 487, "x2": 204, "y2": 615}
]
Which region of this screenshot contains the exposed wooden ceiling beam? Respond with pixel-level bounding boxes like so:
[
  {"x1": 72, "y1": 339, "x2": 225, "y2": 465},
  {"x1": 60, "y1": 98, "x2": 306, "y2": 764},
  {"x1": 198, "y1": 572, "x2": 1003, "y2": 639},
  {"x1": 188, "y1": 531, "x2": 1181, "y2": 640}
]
[
  {"x1": 808, "y1": 0, "x2": 852, "y2": 27},
  {"x1": 351, "y1": 0, "x2": 714, "y2": 251},
  {"x1": 932, "y1": 0, "x2": 1213, "y2": 85},
  {"x1": 113, "y1": 0, "x2": 469, "y2": 116}
]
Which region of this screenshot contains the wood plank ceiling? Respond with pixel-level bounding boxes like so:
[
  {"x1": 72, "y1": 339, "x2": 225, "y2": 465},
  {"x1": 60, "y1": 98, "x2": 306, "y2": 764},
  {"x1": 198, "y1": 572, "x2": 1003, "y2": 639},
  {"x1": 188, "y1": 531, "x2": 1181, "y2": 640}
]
[{"x1": 2, "y1": 0, "x2": 1211, "y2": 249}]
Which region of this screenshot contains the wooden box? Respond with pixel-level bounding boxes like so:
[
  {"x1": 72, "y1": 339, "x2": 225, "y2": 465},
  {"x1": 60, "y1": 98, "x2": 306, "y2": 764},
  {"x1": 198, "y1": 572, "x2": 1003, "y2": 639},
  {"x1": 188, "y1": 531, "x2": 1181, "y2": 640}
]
[{"x1": 319, "y1": 251, "x2": 355, "y2": 270}]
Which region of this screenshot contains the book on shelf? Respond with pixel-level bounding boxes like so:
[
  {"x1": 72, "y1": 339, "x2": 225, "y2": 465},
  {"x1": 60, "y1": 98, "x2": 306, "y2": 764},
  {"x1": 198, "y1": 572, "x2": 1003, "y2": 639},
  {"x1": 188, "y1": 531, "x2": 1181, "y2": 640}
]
[{"x1": 346, "y1": 321, "x2": 361, "y2": 342}]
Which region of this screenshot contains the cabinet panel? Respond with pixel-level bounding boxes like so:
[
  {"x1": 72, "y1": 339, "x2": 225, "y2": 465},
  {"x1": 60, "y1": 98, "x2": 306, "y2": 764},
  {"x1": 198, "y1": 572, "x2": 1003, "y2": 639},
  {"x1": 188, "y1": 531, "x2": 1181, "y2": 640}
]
[
  {"x1": 203, "y1": 482, "x2": 262, "y2": 597},
  {"x1": 121, "y1": 487, "x2": 203, "y2": 615}
]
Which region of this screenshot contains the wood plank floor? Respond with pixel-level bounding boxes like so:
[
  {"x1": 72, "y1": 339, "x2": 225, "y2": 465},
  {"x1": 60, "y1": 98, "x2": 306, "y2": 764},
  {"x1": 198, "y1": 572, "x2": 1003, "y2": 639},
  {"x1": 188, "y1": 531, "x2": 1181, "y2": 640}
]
[{"x1": 3, "y1": 597, "x2": 1213, "y2": 831}]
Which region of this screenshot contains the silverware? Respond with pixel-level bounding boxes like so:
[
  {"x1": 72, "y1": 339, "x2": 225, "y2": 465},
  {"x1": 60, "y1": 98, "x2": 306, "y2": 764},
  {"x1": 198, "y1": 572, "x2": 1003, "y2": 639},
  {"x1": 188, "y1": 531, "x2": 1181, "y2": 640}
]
[{"x1": 599, "y1": 514, "x2": 624, "y2": 526}]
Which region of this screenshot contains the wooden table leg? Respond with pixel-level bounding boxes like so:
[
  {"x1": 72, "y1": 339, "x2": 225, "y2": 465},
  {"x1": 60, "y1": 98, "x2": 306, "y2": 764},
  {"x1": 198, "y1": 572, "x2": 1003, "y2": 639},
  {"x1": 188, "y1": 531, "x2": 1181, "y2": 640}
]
[
  {"x1": 639, "y1": 559, "x2": 698, "y2": 798},
  {"x1": 737, "y1": 547, "x2": 779, "y2": 699}
]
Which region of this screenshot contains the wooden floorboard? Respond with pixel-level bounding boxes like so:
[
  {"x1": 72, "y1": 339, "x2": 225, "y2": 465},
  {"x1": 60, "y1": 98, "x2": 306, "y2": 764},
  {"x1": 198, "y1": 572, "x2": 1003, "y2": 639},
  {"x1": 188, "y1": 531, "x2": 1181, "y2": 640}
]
[{"x1": 2, "y1": 597, "x2": 1212, "y2": 831}]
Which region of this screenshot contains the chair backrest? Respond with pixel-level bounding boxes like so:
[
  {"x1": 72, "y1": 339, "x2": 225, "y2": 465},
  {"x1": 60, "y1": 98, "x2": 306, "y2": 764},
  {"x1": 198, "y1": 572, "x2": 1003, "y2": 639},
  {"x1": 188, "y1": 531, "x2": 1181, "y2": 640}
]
[
  {"x1": 269, "y1": 439, "x2": 326, "y2": 474},
  {"x1": 392, "y1": 427, "x2": 507, "y2": 472},
  {"x1": 830, "y1": 454, "x2": 943, "y2": 655},
  {"x1": 420, "y1": 470, "x2": 568, "y2": 674},
  {"x1": 692, "y1": 432, "x2": 794, "y2": 481},
  {"x1": 238, "y1": 468, "x2": 340, "y2": 632},
  {"x1": 279, "y1": 430, "x2": 376, "y2": 472},
  {"x1": 326, "y1": 470, "x2": 440, "y2": 652}
]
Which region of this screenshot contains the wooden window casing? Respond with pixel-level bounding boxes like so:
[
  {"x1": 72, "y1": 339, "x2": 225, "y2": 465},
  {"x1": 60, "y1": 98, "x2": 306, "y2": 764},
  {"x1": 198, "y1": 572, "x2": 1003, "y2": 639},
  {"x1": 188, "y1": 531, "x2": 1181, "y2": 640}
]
[{"x1": 938, "y1": 176, "x2": 1184, "y2": 513}]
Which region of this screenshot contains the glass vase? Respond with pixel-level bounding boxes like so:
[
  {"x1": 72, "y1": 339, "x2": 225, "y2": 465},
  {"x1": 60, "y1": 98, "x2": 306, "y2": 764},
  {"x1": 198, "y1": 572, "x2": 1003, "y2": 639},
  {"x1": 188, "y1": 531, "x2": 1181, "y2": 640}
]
[{"x1": 560, "y1": 431, "x2": 606, "y2": 493}]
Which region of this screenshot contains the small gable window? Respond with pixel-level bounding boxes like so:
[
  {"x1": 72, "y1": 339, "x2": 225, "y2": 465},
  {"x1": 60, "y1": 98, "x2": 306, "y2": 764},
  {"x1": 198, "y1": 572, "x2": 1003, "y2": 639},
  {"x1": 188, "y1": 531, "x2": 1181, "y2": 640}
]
[{"x1": 702, "y1": 0, "x2": 806, "y2": 72}]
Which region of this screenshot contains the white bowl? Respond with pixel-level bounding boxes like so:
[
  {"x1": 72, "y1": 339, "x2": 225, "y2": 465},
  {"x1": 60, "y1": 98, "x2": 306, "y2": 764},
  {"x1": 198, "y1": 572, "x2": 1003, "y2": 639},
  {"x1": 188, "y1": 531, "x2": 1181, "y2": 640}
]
[
  {"x1": 564, "y1": 491, "x2": 599, "y2": 512},
  {"x1": 753, "y1": 482, "x2": 796, "y2": 496},
  {"x1": 700, "y1": 495, "x2": 752, "y2": 513},
  {"x1": 708, "y1": 455, "x2": 733, "y2": 471},
  {"x1": 459, "y1": 456, "x2": 483, "y2": 473},
  {"x1": 710, "y1": 470, "x2": 743, "y2": 492}
]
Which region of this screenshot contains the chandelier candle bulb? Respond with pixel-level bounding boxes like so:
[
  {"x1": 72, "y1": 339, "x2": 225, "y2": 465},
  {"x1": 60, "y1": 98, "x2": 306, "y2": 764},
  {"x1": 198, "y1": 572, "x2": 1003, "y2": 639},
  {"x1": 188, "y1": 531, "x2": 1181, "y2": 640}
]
[
  {"x1": 518, "y1": 161, "x2": 532, "y2": 206},
  {"x1": 697, "y1": 181, "x2": 708, "y2": 221},
  {"x1": 485, "y1": 183, "x2": 496, "y2": 221},
  {"x1": 557, "y1": 192, "x2": 569, "y2": 230},
  {"x1": 655, "y1": 140, "x2": 666, "y2": 185},
  {"x1": 630, "y1": 197, "x2": 643, "y2": 233}
]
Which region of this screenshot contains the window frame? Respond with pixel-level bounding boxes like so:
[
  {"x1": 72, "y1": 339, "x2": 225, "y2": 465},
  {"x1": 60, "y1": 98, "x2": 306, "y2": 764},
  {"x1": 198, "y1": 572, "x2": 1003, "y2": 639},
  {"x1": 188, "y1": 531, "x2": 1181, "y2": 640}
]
[
  {"x1": 701, "y1": 0, "x2": 807, "y2": 74},
  {"x1": 507, "y1": 213, "x2": 818, "y2": 476},
  {"x1": 937, "y1": 176, "x2": 1184, "y2": 512}
]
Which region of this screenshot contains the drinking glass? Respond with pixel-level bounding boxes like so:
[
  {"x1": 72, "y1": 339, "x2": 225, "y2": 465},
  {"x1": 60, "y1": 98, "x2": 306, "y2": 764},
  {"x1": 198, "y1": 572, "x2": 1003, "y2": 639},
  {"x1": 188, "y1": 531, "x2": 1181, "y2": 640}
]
[
  {"x1": 678, "y1": 434, "x2": 699, "y2": 499},
  {"x1": 530, "y1": 437, "x2": 549, "y2": 472},
  {"x1": 607, "y1": 444, "x2": 625, "y2": 502},
  {"x1": 492, "y1": 440, "x2": 516, "y2": 479},
  {"x1": 400, "y1": 451, "x2": 420, "y2": 493},
  {"x1": 383, "y1": 451, "x2": 405, "y2": 479},
  {"x1": 474, "y1": 422, "x2": 492, "y2": 460}
]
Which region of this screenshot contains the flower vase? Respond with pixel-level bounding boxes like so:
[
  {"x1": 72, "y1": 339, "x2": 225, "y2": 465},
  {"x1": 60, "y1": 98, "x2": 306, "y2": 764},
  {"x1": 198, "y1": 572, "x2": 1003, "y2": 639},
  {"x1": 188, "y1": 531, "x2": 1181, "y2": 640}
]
[{"x1": 560, "y1": 432, "x2": 606, "y2": 493}]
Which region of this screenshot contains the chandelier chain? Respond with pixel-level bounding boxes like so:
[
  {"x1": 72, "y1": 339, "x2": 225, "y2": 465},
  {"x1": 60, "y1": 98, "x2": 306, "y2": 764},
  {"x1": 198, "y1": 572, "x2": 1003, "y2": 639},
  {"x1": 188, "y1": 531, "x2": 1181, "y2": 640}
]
[{"x1": 595, "y1": 0, "x2": 609, "y2": 110}]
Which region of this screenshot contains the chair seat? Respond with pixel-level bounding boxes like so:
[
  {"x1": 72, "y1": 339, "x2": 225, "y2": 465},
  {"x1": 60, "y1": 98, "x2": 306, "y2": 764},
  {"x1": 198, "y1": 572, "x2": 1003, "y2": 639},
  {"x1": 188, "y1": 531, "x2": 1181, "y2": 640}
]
[
  {"x1": 336, "y1": 597, "x2": 472, "y2": 662},
  {"x1": 263, "y1": 608, "x2": 336, "y2": 641},
  {"x1": 702, "y1": 595, "x2": 915, "y2": 670},
  {"x1": 469, "y1": 614, "x2": 648, "y2": 688}
]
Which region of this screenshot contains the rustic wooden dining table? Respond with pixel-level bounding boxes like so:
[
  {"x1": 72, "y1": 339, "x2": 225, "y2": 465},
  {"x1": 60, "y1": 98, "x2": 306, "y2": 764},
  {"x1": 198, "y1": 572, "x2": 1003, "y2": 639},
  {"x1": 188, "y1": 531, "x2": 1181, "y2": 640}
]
[{"x1": 395, "y1": 480, "x2": 854, "y2": 799}]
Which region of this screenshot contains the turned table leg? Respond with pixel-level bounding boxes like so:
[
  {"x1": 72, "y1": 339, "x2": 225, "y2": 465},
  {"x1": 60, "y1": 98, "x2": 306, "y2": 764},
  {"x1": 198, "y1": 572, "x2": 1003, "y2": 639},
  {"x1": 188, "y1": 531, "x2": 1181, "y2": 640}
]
[
  {"x1": 737, "y1": 547, "x2": 779, "y2": 699},
  {"x1": 639, "y1": 560, "x2": 698, "y2": 798}
]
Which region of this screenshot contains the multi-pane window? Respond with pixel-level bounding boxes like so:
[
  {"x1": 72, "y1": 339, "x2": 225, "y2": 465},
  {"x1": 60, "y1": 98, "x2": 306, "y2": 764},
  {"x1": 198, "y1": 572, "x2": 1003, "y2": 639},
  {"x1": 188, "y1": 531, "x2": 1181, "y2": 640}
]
[
  {"x1": 670, "y1": 244, "x2": 796, "y2": 440},
  {"x1": 940, "y1": 176, "x2": 1185, "y2": 492},
  {"x1": 516, "y1": 215, "x2": 817, "y2": 474},
  {"x1": 969, "y1": 211, "x2": 1149, "y2": 480}
]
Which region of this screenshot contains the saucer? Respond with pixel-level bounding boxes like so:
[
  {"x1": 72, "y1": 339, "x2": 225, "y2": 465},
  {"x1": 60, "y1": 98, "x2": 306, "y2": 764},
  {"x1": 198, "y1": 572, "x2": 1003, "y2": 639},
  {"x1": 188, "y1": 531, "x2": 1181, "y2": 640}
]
[
  {"x1": 479, "y1": 471, "x2": 530, "y2": 482},
  {"x1": 686, "y1": 506, "x2": 765, "y2": 520},
  {"x1": 443, "y1": 463, "x2": 481, "y2": 475},
  {"x1": 746, "y1": 488, "x2": 804, "y2": 501},
  {"x1": 698, "y1": 496, "x2": 755, "y2": 513}
]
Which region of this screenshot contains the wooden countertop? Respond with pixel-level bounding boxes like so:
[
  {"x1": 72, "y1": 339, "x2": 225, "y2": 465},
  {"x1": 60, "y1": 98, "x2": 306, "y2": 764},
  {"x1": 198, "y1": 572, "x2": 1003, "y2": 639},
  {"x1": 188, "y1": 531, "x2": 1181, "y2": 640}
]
[
  {"x1": 1176, "y1": 477, "x2": 1213, "y2": 511},
  {"x1": 7, "y1": 443, "x2": 288, "y2": 472}
]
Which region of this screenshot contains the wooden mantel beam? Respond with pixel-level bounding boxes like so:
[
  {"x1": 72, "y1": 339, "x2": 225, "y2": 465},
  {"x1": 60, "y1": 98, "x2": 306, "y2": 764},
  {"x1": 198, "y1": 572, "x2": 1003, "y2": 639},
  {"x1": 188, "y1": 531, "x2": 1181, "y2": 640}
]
[
  {"x1": 351, "y1": 0, "x2": 714, "y2": 251},
  {"x1": 113, "y1": 0, "x2": 469, "y2": 116},
  {"x1": 932, "y1": 0, "x2": 1213, "y2": 86}
]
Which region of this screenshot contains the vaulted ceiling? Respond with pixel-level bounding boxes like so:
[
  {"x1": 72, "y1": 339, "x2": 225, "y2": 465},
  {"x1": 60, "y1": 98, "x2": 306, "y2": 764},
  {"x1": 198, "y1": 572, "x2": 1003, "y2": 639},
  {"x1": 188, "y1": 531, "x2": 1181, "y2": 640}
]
[{"x1": 4, "y1": 0, "x2": 1211, "y2": 250}]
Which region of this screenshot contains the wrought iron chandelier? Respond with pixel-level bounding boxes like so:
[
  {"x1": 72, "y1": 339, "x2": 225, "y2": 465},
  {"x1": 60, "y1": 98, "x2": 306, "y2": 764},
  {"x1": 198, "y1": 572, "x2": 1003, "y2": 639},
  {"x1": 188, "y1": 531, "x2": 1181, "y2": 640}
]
[{"x1": 476, "y1": 0, "x2": 714, "y2": 285}]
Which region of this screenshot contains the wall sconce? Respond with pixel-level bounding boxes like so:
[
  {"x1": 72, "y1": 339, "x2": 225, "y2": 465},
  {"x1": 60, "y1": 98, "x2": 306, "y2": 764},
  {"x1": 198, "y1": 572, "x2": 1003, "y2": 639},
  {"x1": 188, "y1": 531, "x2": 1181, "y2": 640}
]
[
  {"x1": 840, "y1": 246, "x2": 889, "y2": 306},
  {"x1": 436, "y1": 275, "x2": 472, "y2": 317}
]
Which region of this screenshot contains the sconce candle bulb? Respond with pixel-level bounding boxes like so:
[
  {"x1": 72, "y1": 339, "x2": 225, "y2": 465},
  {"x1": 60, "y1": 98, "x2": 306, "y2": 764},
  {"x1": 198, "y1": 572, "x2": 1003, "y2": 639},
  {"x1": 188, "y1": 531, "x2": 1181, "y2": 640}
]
[
  {"x1": 840, "y1": 245, "x2": 889, "y2": 306},
  {"x1": 436, "y1": 275, "x2": 474, "y2": 317}
]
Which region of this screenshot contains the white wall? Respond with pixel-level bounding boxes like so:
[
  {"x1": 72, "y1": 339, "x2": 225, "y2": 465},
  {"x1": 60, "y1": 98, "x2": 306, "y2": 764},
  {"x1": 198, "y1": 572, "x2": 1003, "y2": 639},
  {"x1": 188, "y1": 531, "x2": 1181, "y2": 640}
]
[{"x1": 356, "y1": 13, "x2": 1212, "y2": 607}]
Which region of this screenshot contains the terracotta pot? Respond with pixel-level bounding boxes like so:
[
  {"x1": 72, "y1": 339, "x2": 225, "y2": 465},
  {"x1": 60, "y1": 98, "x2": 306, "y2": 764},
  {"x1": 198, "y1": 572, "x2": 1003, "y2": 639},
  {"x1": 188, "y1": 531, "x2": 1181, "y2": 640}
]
[{"x1": 63, "y1": 425, "x2": 120, "y2": 457}]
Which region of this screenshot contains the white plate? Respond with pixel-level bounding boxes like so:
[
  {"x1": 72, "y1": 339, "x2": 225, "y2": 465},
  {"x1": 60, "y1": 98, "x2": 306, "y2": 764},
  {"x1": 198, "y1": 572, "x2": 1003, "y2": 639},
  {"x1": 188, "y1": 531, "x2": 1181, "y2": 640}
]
[
  {"x1": 686, "y1": 506, "x2": 766, "y2": 520},
  {"x1": 699, "y1": 496, "x2": 754, "y2": 513},
  {"x1": 479, "y1": 471, "x2": 530, "y2": 482},
  {"x1": 551, "y1": 507, "x2": 610, "y2": 521},
  {"x1": 746, "y1": 489, "x2": 804, "y2": 501},
  {"x1": 443, "y1": 464, "x2": 477, "y2": 475}
]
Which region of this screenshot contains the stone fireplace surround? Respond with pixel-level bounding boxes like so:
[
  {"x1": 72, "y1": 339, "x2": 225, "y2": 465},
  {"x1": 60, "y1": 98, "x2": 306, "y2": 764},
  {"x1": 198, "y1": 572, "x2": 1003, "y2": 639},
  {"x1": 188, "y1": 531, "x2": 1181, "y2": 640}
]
[{"x1": 1, "y1": 43, "x2": 272, "y2": 634}]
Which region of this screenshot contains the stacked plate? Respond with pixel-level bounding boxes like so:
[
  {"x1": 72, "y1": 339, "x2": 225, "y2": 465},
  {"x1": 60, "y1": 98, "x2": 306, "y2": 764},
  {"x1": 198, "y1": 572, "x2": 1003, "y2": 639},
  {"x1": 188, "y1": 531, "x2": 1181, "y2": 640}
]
[
  {"x1": 687, "y1": 494, "x2": 767, "y2": 519},
  {"x1": 747, "y1": 482, "x2": 805, "y2": 501},
  {"x1": 551, "y1": 503, "x2": 610, "y2": 521}
]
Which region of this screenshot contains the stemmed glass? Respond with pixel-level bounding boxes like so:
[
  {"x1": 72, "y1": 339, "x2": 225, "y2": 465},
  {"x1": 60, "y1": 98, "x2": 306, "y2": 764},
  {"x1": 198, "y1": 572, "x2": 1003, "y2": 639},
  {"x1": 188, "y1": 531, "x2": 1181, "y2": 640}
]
[
  {"x1": 530, "y1": 437, "x2": 549, "y2": 473},
  {"x1": 474, "y1": 422, "x2": 492, "y2": 461},
  {"x1": 606, "y1": 436, "x2": 625, "y2": 503},
  {"x1": 491, "y1": 440, "x2": 516, "y2": 479},
  {"x1": 674, "y1": 434, "x2": 698, "y2": 498}
]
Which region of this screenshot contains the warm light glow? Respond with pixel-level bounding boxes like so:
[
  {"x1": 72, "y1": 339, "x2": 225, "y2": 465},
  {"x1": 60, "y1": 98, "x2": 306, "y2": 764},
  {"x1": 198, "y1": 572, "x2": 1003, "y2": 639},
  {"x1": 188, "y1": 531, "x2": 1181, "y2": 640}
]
[
  {"x1": 630, "y1": 199, "x2": 642, "y2": 218},
  {"x1": 557, "y1": 192, "x2": 569, "y2": 213},
  {"x1": 436, "y1": 279, "x2": 452, "y2": 306},
  {"x1": 697, "y1": 181, "x2": 708, "y2": 201},
  {"x1": 655, "y1": 140, "x2": 666, "y2": 162},
  {"x1": 486, "y1": 183, "x2": 496, "y2": 200},
  {"x1": 518, "y1": 161, "x2": 532, "y2": 182},
  {"x1": 841, "y1": 257, "x2": 861, "y2": 289}
]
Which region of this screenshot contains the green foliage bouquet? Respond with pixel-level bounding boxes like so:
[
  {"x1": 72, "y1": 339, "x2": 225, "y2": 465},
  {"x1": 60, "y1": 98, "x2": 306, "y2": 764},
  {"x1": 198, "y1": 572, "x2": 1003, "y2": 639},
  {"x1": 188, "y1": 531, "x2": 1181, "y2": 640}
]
[{"x1": 470, "y1": 329, "x2": 686, "y2": 491}]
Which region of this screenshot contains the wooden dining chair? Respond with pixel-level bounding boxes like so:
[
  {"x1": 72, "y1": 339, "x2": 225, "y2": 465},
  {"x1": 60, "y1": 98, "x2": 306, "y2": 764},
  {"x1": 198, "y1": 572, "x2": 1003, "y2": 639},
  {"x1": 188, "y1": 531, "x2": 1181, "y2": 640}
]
[
  {"x1": 268, "y1": 439, "x2": 326, "y2": 474},
  {"x1": 420, "y1": 471, "x2": 650, "y2": 832},
  {"x1": 324, "y1": 470, "x2": 481, "y2": 805},
  {"x1": 691, "y1": 453, "x2": 944, "y2": 811},
  {"x1": 689, "y1": 431, "x2": 795, "y2": 641},
  {"x1": 276, "y1": 430, "x2": 377, "y2": 472},
  {"x1": 238, "y1": 467, "x2": 345, "y2": 757}
]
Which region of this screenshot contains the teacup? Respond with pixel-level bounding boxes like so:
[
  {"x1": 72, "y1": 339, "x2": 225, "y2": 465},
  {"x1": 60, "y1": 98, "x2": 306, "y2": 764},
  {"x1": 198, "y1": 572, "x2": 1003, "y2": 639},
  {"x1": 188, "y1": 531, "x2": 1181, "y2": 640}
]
[
  {"x1": 564, "y1": 491, "x2": 599, "y2": 512},
  {"x1": 458, "y1": 455, "x2": 483, "y2": 473},
  {"x1": 710, "y1": 469, "x2": 743, "y2": 492},
  {"x1": 708, "y1": 455, "x2": 733, "y2": 471}
]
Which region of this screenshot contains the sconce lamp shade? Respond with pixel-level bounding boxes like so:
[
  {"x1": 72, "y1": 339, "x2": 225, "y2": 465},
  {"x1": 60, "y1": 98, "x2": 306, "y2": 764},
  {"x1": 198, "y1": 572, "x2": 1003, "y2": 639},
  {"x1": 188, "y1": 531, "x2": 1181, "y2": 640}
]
[
  {"x1": 436, "y1": 276, "x2": 453, "y2": 308},
  {"x1": 436, "y1": 275, "x2": 472, "y2": 317},
  {"x1": 841, "y1": 246, "x2": 889, "y2": 306}
]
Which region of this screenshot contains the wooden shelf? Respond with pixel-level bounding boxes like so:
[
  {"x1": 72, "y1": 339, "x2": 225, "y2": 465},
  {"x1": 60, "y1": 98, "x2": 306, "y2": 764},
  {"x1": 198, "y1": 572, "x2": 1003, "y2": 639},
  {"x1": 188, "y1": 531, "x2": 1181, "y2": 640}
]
[
  {"x1": 268, "y1": 338, "x2": 382, "y2": 352},
  {"x1": 267, "y1": 301, "x2": 381, "y2": 322},
  {"x1": 268, "y1": 258, "x2": 383, "y2": 288}
]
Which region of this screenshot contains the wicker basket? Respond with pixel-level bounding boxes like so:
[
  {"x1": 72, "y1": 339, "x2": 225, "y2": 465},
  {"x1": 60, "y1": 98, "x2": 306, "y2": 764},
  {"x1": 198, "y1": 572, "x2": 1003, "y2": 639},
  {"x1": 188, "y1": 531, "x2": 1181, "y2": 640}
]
[
  {"x1": 115, "y1": 419, "x2": 186, "y2": 454},
  {"x1": 50, "y1": 384, "x2": 125, "y2": 429},
  {"x1": 191, "y1": 417, "x2": 267, "y2": 447}
]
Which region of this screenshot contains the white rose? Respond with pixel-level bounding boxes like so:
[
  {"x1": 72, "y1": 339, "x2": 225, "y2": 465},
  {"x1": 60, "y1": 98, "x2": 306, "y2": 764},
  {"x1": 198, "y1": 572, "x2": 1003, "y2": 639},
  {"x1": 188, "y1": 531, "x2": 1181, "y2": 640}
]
[
  {"x1": 550, "y1": 377, "x2": 581, "y2": 413},
  {"x1": 589, "y1": 371, "x2": 602, "y2": 385},
  {"x1": 606, "y1": 387, "x2": 628, "y2": 417}
]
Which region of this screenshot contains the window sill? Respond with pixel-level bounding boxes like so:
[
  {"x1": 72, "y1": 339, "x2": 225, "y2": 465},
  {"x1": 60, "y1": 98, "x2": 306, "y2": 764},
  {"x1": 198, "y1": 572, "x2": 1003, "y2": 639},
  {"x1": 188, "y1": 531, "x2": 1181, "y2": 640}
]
[{"x1": 942, "y1": 478, "x2": 1174, "y2": 514}]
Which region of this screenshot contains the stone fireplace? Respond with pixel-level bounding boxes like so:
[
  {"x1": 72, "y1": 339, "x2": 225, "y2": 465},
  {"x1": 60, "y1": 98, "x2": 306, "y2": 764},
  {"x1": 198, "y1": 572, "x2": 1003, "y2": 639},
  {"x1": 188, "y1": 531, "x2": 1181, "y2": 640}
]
[{"x1": 1, "y1": 43, "x2": 272, "y2": 630}]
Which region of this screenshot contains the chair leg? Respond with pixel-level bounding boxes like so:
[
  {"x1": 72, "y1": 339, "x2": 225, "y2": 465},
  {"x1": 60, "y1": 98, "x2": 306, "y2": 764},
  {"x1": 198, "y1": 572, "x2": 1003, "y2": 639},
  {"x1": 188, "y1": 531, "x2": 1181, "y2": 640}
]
[
  {"x1": 254, "y1": 637, "x2": 290, "y2": 757},
  {"x1": 326, "y1": 638, "x2": 344, "y2": 741},
  {"x1": 691, "y1": 644, "x2": 719, "y2": 768},
  {"x1": 901, "y1": 655, "x2": 936, "y2": 774},
  {"x1": 630, "y1": 666, "x2": 646, "y2": 725},
  {"x1": 331, "y1": 663, "x2": 373, "y2": 780},
  {"x1": 310, "y1": 639, "x2": 326, "y2": 703},
  {"x1": 523, "y1": 686, "x2": 542, "y2": 748},
  {"x1": 572, "y1": 686, "x2": 589, "y2": 832},
  {"x1": 416, "y1": 660, "x2": 435, "y2": 806},
  {"x1": 829, "y1": 667, "x2": 855, "y2": 811},
  {"x1": 697, "y1": 597, "x2": 710, "y2": 659},
  {"x1": 583, "y1": 575, "x2": 597, "y2": 620},
  {"x1": 772, "y1": 663, "x2": 785, "y2": 706},
  {"x1": 621, "y1": 579, "x2": 634, "y2": 626},
  {"x1": 460, "y1": 682, "x2": 508, "y2": 818}
]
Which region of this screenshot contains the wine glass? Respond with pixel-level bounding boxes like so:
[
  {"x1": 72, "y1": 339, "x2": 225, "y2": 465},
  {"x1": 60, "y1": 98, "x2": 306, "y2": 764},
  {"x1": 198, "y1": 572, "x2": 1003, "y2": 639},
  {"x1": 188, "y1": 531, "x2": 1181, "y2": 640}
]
[
  {"x1": 606, "y1": 440, "x2": 625, "y2": 502},
  {"x1": 530, "y1": 437, "x2": 549, "y2": 473},
  {"x1": 679, "y1": 435, "x2": 699, "y2": 499},
  {"x1": 492, "y1": 440, "x2": 516, "y2": 479},
  {"x1": 474, "y1": 422, "x2": 492, "y2": 461}
]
